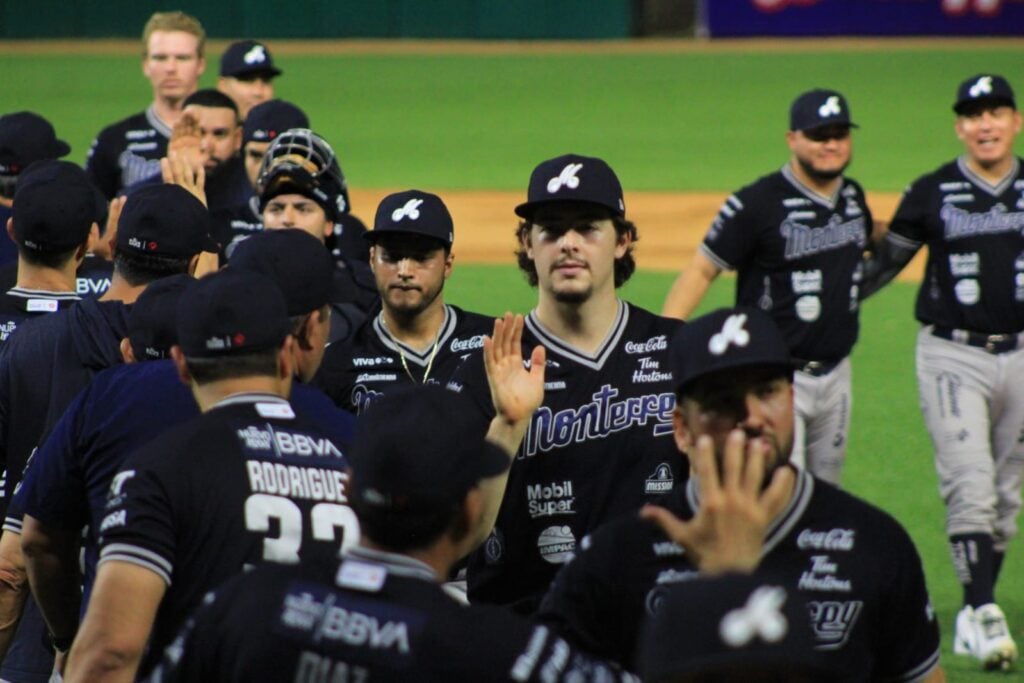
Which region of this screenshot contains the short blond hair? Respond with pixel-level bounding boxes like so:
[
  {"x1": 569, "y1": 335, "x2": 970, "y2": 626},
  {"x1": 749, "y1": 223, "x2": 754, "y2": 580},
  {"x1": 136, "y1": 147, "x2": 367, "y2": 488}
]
[{"x1": 142, "y1": 11, "x2": 206, "y2": 58}]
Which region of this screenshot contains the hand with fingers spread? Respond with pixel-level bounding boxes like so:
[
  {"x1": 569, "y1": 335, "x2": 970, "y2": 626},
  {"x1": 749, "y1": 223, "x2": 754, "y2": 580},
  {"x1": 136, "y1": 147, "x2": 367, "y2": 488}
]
[
  {"x1": 640, "y1": 429, "x2": 795, "y2": 576},
  {"x1": 483, "y1": 312, "x2": 545, "y2": 455},
  {"x1": 168, "y1": 112, "x2": 201, "y2": 159},
  {"x1": 92, "y1": 195, "x2": 126, "y2": 261}
]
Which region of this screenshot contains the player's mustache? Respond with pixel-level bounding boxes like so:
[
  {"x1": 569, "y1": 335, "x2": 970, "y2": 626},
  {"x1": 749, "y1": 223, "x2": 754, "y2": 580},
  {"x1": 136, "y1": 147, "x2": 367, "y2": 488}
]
[{"x1": 551, "y1": 258, "x2": 587, "y2": 271}]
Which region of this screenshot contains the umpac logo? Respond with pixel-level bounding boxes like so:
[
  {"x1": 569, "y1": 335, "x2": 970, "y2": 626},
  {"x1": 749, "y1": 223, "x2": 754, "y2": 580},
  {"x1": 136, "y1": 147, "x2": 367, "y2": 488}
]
[
  {"x1": 391, "y1": 198, "x2": 423, "y2": 222},
  {"x1": 243, "y1": 44, "x2": 267, "y2": 64},
  {"x1": 969, "y1": 75, "x2": 993, "y2": 98},
  {"x1": 720, "y1": 586, "x2": 788, "y2": 647},
  {"x1": 547, "y1": 163, "x2": 583, "y2": 194},
  {"x1": 709, "y1": 313, "x2": 750, "y2": 355},
  {"x1": 818, "y1": 95, "x2": 841, "y2": 118}
]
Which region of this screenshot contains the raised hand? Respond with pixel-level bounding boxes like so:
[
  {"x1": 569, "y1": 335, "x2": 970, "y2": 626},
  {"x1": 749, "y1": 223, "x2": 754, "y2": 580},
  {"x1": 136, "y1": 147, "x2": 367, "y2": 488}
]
[
  {"x1": 484, "y1": 312, "x2": 545, "y2": 426},
  {"x1": 640, "y1": 429, "x2": 794, "y2": 575}
]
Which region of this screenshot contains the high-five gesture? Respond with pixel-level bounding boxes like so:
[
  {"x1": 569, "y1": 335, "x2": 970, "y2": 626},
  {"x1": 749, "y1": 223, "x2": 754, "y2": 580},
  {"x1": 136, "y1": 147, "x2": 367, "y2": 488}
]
[{"x1": 483, "y1": 312, "x2": 545, "y2": 456}]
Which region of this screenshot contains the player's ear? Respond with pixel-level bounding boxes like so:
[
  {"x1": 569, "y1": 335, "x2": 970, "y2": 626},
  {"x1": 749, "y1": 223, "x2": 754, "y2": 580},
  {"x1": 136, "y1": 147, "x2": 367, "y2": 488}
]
[
  {"x1": 120, "y1": 338, "x2": 137, "y2": 364},
  {"x1": 5, "y1": 218, "x2": 13, "y2": 242},
  {"x1": 444, "y1": 250, "x2": 454, "y2": 279},
  {"x1": 170, "y1": 346, "x2": 192, "y2": 385},
  {"x1": 672, "y1": 406, "x2": 693, "y2": 453},
  {"x1": 278, "y1": 335, "x2": 296, "y2": 381}
]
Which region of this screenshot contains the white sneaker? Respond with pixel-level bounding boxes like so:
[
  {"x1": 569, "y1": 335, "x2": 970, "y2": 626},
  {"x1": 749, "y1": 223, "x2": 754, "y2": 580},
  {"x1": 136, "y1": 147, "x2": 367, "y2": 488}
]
[
  {"x1": 954, "y1": 605, "x2": 976, "y2": 656},
  {"x1": 972, "y1": 603, "x2": 1018, "y2": 671}
]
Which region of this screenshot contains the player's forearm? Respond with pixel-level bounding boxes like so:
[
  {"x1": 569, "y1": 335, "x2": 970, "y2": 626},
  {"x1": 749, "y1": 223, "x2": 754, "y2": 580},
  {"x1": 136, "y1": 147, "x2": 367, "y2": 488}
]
[
  {"x1": 22, "y1": 518, "x2": 82, "y2": 645},
  {"x1": 64, "y1": 643, "x2": 142, "y2": 683},
  {"x1": 860, "y1": 236, "x2": 918, "y2": 300},
  {"x1": 661, "y1": 252, "x2": 720, "y2": 320},
  {"x1": 0, "y1": 529, "x2": 28, "y2": 659}
]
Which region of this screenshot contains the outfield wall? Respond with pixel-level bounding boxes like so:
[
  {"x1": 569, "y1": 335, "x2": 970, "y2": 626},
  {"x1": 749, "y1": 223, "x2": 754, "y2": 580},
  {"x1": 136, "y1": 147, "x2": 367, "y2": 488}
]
[{"x1": 0, "y1": 0, "x2": 632, "y2": 39}]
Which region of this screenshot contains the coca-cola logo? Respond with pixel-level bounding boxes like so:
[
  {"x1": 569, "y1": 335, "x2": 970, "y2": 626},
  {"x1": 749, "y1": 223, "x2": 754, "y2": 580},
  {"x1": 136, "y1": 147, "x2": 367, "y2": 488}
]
[
  {"x1": 625, "y1": 335, "x2": 668, "y2": 354},
  {"x1": 797, "y1": 528, "x2": 856, "y2": 551},
  {"x1": 450, "y1": 335, "x2": 485, "y2": 352}
]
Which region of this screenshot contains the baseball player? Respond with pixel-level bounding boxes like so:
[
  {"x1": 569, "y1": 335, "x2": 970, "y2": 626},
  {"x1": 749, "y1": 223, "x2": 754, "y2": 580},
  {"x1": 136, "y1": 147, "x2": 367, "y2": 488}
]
[
  {"x1": 217, "y1": 40, "x2": 282, "y2": 120},
  {"x1": 256, "y1": 127, "x2": 371, "y2": 265},
  {"x1": 138, "y1": 373, "x2": 635, "y2": 683},
  {"x1": 62, "y1": 269, "x2": 354, "y2": 681},
  {"x1": 85, "y1": 11, "x2": 206, "y2": 199},
  {"x1": 447, "y1": 153, "x2": 683, "y2": 614},
  {"x1": 0, "y1": 112, "x2": 72, "y2": 267},
  {"x1": 861, "y1": 73, "x2": 1023, "y2": 670},
  {"x1": 315, "y1": 190, "x2": 493, "y2": 413},
  {"x1": 0, "y1": 161, "x2": 99, "y2": 346},
  {"x1": 662, "y1": 89, "x2": 873, "y2": 486},
  {"x1": 537, "y1": 307, "x2": 943, "y2": 681}
]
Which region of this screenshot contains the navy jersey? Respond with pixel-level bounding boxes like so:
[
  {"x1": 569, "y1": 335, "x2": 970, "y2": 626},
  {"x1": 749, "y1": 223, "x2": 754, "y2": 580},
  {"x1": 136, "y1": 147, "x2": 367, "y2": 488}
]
[
  {"x1": 888, "y1": 156, "x2": 1024, "y2": 333},
  {"x1": 85, "y1": 108, "x2": 170, "y2": 200},
  {"x1": 448, "y1": 301, "x2": 682, "y2": 614},
  {"x1": 0, "y1": 204, "x2": 16, "y2": 267},
  {"x1": 702, "y1": 166, "x2": 872, "y2": 362},
  {"x1": 0, "y1": 287, "x2": 79, "y2": 345},
  {"x1": 316, "y1": 304, "x2": 493, "y2": 413},
  {"x1": 98, "y1": 393, "x2": 356, "y2": 676},
  {"x1": 0, "y1": 298, "x2": 128, "y2": 517},
  {"x1": 145, "y1": 547, "x2": 637, "y2": 683},
  {"x1": 0, "y1": 257, "x2": 113, "y2": 302},
  {"x1": 538, "y1": 470, "x2": 940, "y2": 681}
]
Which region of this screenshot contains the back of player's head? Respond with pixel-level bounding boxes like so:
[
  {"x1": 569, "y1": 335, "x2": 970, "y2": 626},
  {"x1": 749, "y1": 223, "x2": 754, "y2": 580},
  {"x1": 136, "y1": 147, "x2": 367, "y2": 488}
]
[
  {"x1": 639, "y1": 573, "x2": 840, "y2": 683},
  {"x1": 0, "y1": 111, "x2": 70, "y2": 199},
  {"x1": 114, "y1": 184, "x2": 217, "y2": 286},
  {"x1": 183, "y1": 88, "x2": 239, "y2": 118},
  {"x1": 176, "y1": 269, "x2": 292, "y2": 383},
  {"x1": 256, "y1": 128, "x2": 349, "y2": 222},
  {"x1": 229, "y1": 229, "x2": 335, "y2": 317},
  {"x1": 669, "y1": 307, "x2": 793, "y2": 401},
  {"x1": 514, "y1": 152, "x2": 637, "y2": 288},
  {"x1": 142, "y1": 11, "x2": 206, "y2": 58},
  {"x1": 348, "y1": 385, "x2": 510, "y2": 552},
  {"x1": 953, "y1": 73, "x2": 1016, "y2": 115},
  {"x1": 126, "y1": 273, "x2": 193, "y2": 361},
  {"x1": 11, "y1": 160, "x2": 101, "y2": 268},
  {"x1": 242, "y1": 100, "x2": 309, "y2": 147}
]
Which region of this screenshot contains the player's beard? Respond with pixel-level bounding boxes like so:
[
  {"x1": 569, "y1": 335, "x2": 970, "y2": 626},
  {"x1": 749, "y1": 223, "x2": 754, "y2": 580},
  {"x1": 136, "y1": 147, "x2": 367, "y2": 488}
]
[
  {"x1": 386, "y1": 278, "x2": 444, "y2": 319},
  {"x1": 796, "y1": 153, "x2": 850, "y2": 183}
]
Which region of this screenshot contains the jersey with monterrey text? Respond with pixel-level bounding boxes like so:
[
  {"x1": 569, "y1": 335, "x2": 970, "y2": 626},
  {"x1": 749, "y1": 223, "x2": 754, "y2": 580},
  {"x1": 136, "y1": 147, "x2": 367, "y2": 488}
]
[
  {"x1": 701, "y1": 166, "x2": 872, "y2": 362},
  {"x1": 538, "y1": 470, "x2": 940, "y2": 681},
  {"x1": 97, "y1": 394, "x2": 356, "y2": 677},
  {"x1": 448, "y1": 301, "x2": 683, "y2": 614},
  {"x1": 317, "y1": 304, "x2": 493, "y2": 414},
  {"x1": 888, "y1": 156, "x2": 1024, "y2": 333},
  {"x1": 85, "y1": 108, "x2": 169, "y2": 199}
]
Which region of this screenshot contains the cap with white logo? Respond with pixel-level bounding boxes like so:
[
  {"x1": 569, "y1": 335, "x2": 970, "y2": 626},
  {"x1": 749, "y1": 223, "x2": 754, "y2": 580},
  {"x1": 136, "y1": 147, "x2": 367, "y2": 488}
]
[
  {"x1": 789, "y1": 88, "x2": 858, "y2": 132},
  {"x1": 953, "y1": 73, "x2": 1015, "y2": 114},
  {"x1": 367, "y1": 190, "x2": 454, "y2": 246},
  {"x1": 515, "y1": 153, "x2": 625, "y2": 219},
  {"x1": 669, "y1": 307, "x2": 792, "y2": 395},
  {"x1": 220, "y1": 40, "x2": 282, "y2": 79}
]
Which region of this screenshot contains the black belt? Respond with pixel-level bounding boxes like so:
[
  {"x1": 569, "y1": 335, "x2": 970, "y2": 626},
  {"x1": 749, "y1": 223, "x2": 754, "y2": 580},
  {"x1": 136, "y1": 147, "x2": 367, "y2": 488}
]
[
  {"x1": 792, "y1": 358, "x2": 841, "y2": 377},
  {"x1": 931, "y1": 326, "x2": 1022, "y2": 354}
]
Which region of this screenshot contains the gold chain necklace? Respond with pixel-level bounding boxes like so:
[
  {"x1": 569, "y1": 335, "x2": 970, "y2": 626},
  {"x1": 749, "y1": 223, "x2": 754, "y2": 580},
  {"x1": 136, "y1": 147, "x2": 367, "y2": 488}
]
[{"x1": 380, "y1": 314, "x2": 443, "y2": 384}]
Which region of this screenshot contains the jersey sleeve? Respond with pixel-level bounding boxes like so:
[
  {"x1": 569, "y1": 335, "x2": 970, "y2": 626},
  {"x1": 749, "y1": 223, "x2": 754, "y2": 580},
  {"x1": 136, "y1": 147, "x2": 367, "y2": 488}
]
[
  {"x1": 873, "y1": 524, "x2": 941, "y2": 681},
  {"x1": 536, "y1": 532, "x2": 627, "y2": 662},
  {"x1": 97, "y1": 456, "x2": 178, "y2": 586},
  {"x1": 84, "y1": 128, "x2": 120, "y2": 200},
  {"x1": 700, "y1": 191, "x2": 757, "y2": 271},
  {"x1": 886, "y1": 178, "x2": 930, "y2": 249},
  {"x1": 13, "y1": 387, "x2": 91, "y2": 532}
]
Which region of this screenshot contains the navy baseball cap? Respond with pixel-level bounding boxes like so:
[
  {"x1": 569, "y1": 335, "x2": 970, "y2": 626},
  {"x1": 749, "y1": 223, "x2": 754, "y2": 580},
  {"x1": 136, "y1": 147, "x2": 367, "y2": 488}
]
[
  {"x1": 954, "y1": 74, "x2": 1016, "y2": 114},
  {"x1": 515, "y1": 153, "x2": 625, "y2": 219},
  {"x1": 220, "y1": 40, "x2": 282, "y2": 79},
  {"x1": 117, "y1": 185, "x2": 218, "y2": 258},
  {"x1": 789, "y1": 89, "x2": 858, "y2": 132},
  {"x1": 177, "y1": 269, "x2": 292, "y2": 358},
  {"x1": 349, "y1": 385, "x2": 510, "y2": 514},
  {"x1": 367, "y1": 190, "x2": 454, "y2": 247},
  {"x1": 639, "y1": 573, "x2": 837, "y2": 682},
  {"x1": 229, "y1": 229, "x2": 335, "y2": 316},
  {"x1": 670, "y1": 307, "x2": 792, "y2": 395},
  {"x1": 242, "y1": 100, "x2": 309, "y2": 146},
  {"x1": 12, "y1": 161, "x2": 98, "y2": 253},
  {"x1": 127, "y1": 273, "x2": 193, "y2": 361},
  {"x1": 0, "y1": 112, "x2": 70, "y2": 176}
]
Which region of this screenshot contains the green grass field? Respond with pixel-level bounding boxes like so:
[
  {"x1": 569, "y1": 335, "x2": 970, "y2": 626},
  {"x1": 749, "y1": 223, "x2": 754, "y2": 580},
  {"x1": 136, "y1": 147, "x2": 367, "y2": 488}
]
[{"x1": 4, "y1": 41, "x2": 1023, "y2": 679}]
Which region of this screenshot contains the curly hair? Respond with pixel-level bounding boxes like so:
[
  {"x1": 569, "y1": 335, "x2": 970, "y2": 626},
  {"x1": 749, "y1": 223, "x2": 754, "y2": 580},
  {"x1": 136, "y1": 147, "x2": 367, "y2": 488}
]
[{"x1": 514, "y1": 214, "x2": 638, "y2": 288}]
